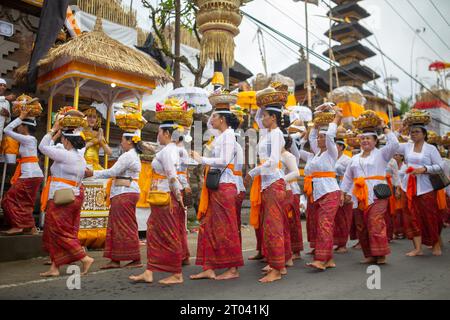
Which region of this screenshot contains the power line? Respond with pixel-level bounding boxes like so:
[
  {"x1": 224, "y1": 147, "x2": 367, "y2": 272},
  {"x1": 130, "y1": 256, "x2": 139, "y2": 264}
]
[
  {"x1": 241, "y1": 11, "x2": 401, "y2": 104},
  {"x1": 383, "y1": 0, "x2": 445, "y2": 60},
  {"x1": 406, "y1": 0, "x2": 450, "y2": 50},
  {"x1": 429, "y1": 0, "x2": 450, "y2": 27}
]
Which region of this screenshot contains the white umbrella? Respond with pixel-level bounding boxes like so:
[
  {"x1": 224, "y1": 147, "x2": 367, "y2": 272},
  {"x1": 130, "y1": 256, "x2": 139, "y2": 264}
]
[{"x1": 168, "y1": 87, "x2": 212, "y2": 114}]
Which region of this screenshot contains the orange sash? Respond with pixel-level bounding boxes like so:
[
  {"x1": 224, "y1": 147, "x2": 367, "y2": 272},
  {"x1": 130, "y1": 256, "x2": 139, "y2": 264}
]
[
  {"x1": 249, "y1": 161, "x2": 282, "y2": 229},
  {"x1": 177, "y1": 171, "x2": 187, "y2": 176},
  {"x1": 40, "y1": 176, "x2": 78, "y2": 211},
  {"x1": 105, "y1": 177, "x2": 139, "y2": 207},
  {"x1": 353, "y1": 175, "x2": 386, "y2": 210},
  {"x1": 437, "y1": 189, "x2": 448, "y2": 211},
  {"x1": 386, "y1": 174, "x2": 397, "y2": 216},
  {"x1": 197, "y1": 164, "x2": 235, "y2": 220},
  {"x1": 233, "y1": 170, "x2": 243, "y2": 177},
  {"x1": 10, "y1": 156, "x2": 39, "y2": 185},
  {"x1": 303, "y1": 172, "x2": 337, "y2": 202},
  {"x1": 405, "y1": 167, "x2": 417, "y2": 211}
]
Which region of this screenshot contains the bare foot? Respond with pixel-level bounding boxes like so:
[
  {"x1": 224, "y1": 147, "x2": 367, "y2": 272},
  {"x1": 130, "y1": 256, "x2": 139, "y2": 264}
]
[
  {"x1": 261, "y1": 265, "x2": 287, "y2": 275},
  {"x1": 248, "y1": 252, "x2": 264, "y2": 260},
  {"x1": 100, "y1": 261, "x2": 120, "y2": 270},
  {"x1": 123, "y1": 260, "x2": 143, "y2": 269},
  {"x1": 259, "y1": 269, "x2": 282, "y2": 283},
  {"x1": 261, "y1": 264, "x2": 271, "y2": 273},
  {"x1": 129, "y1": 270, "x2": 153, "y2": 283},
  {"x1": 432, "y1": 244, "x2": 442, "y2": 256},
  {"x1": 335, "y1": 247, "x2": 348, "y2": 254},
  {"x1": 324, "y1": 259, "x2": 336, "y2": 268},
  {"x1": 360, "y1": 257, "x2": 377, "y2": 264},
  {"x1": 292, "y1": 253, "x2": 301, "y2": 260},
  {"x1": 405, "y1": 249, "x2": 423, "y2": 257},
  {"x1": 190, "y1": 269, "x2": 216, "y2": 280},
  {"x1": 81, "y1": 256, "x2": 95, "y2": 275},
  {"x1": 159, "y1": 273, "x2": 183, "y2": 285},
  {"x1": 40, "y1": 264, "x2": 59, "y2": 277},
  {"x1": 1, "y1": 228, "x2": 24, "y2": 236},
  {"x1": 216, "y1": 268, "x2": 239, "y2": 280},
  {"x1": 306, "y1": 261, "x2": 326, "y2": 271},
  {"x1": 376, "y1": 256, "x2": 387, "y2": 265},
  {"x1": 352, "y1": 242, "x2": 361, "y2": 249},
  {"x1": 23, "y1": 227, "x2": 39, "y2": 235},
  {"x1": 182, "y1": 258, "x2": 191, "y2": 266},
  {"x1": 285, "y1": 258, "x2": 294, "y2": 267}
]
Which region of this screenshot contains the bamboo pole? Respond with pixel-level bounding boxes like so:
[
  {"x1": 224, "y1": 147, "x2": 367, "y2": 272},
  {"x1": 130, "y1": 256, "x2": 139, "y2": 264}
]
[
  {"x1": 44, "y1": 89, "x2": 54, "y2": 180},
  {"x1": 104, "y1": 103, "x2": 112, "y2": 169}
]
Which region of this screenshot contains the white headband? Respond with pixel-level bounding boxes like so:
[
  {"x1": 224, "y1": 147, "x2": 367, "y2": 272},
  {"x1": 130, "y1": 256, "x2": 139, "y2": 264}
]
[
  {"x1": 213, "y1": 110, "x2": 232, "y2": 115},
  {"x1": 0, "y1": 78, "x2": 6, "y2": 85},
  {"x1": 22, "y1": 119, "x2": 37, "y2": 127},
  {"x1": 358, "y1": 132, "x2": 378, "y2": 138},
  {"x1": 62, "y1": 128, "x2": 83, "y2": 137},
  {"x1": 265, "y1": 107, "x2": 283, "y2": 113},
  {"x1": 159, "y1": 123, "x2": 178, "y2": 129}
]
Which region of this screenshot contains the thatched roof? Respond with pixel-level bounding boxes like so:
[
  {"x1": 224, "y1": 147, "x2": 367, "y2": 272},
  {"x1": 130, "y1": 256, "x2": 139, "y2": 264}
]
[{"x1": 16, "y1": 17, "x2": 172, "y2": 86}]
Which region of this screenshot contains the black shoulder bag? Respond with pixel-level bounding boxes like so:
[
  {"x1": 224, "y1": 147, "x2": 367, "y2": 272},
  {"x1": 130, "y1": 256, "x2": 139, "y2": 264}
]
[
  {"x1": 359, "y1": 157, "x2": 392, "y2": 199},
  {"x1": 206, "y1": 153, "x2": 236, "y2": 190},
  {"x1": 429, "y1": 164, "x2": 450, "y2": 190}
]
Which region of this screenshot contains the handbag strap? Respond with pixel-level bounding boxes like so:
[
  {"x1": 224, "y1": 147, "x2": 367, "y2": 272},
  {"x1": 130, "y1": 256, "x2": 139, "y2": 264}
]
[{"x1": 219, "y1": 152, "x2": 237, "y2": 176}]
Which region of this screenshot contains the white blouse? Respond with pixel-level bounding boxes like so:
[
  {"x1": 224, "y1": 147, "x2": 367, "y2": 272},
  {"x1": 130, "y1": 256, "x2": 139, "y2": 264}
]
[
  {"x1": 201, "y1": 128, "x2": 237, "y2": 189},
  {"x1": 306, "y1": 123, "x2": 340, "y2": 201},
  {"x1": 282, "y1": 151, "x2": 301, "y2": 195},
  {"x1": 39, "y1": 133, "x2": 86, "y2": 199},
  {"x1": 151, "y1": 142, "x2": 182, "y2": 193},
  {"x1": 386, "y1": 158, "x2": 400, "y2": 187},
  {"x1": 234, "y1": 141, "x2": 246, "y2": 193},
  {"x1": 94, "y1": 148, "x2": 141, "y2": 198},
  {"x1": 341, "y1": 132, "x2": 400, "y2": 206},
  {"x1": 177, "y1": 146, "x2": 190, "y2": 189},
  {"x1": 0, "y1": 96, "x2": 10, "y2": 141},
  {"x1": 335, "y1": 154, "x2": 352, "y2": 178},
  {"x1": 4, "y1": 118, "x2": 43, "y2": 179},
  {"x1": 397, "y1": 142, "x2": 445, "y2": 196}
]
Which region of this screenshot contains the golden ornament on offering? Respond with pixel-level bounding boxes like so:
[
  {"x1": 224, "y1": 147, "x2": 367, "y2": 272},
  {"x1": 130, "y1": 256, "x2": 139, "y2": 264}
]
[
  {"x1": 12, "y1": 94, "x2": 43, "y2": 117},
  {"x1": 336, "y1": 125, "x2": 347, "y2": 140},
  {"x1": 59, "y1": 109, "x2": 88, "y2": 128},
  {"x1": 442, "y1": 134, "x2": 450, "y2": 147},
  {"x1": 230, "y1": 104, "x2": 245, "y2": 124},
  {"x1": 208, "y1": 89, "x2": 238, "y2": 107},
  {"x1": 403, "y1": 109, "x2": 431, "y2": 127},
  {"x1": 313, "y1": 112, "x2": 335, "y2": 126},
  {"x1": 155, "y1": 98, "x2": 194, "y2": 127},
  {"x1": 353, "y1": 110, "x2": 382, "y2": 130},
  {"x1": 115, "y1": 112, "x2": 147, "y2": 132}
]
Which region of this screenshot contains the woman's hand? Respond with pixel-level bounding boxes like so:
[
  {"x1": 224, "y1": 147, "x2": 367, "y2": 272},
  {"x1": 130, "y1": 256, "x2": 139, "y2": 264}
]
[
  {"x1": 395, "y1": 187, "x2": 401, "y2": 199},
  {"x1": 409, "y1": 167, "x2": 427, "y2": 175},
  {"x1": 97, "y1": 128, "x2": 104, "y2": 142},
  {"x1": 340, "y1": 192, "x2": 345, "y2": 207},
  {"x1": 84, "y1": 168, "x2": 94, "y2": 178},
  {"x1": 19, "y1": 106, "x2": 30, "y2": 120},
  {"x1": 51, "y1": 119, "x2": 61, "y2": 133},
  {"x1": 190, "y1": 150, "x2": 202, "y2": 163}
]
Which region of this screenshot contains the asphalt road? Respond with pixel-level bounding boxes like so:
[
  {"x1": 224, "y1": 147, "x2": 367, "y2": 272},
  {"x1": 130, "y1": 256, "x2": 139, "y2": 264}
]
[{"x1": 0, "y1": 227, "x2": 449, "y2": 300}]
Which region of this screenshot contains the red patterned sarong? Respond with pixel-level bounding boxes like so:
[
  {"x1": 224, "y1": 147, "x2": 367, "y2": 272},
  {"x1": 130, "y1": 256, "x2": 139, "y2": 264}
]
[
  {"x1": 43, "y1": 190, "x2": 86, "y2": 267},
  {"x1": 147, "y1": 193, "x2": 184, "y2": 273},
  {"x1": 384, "y1": 207, "x2": 394, "y2": 241},
  {"x1": 179, "y1": 205, "x2": 190, "y2": 261},
  {"x1": 314, "y1": 191, "x2": 340, "y2": 262},
  {"x1": 355, "y1": 199, "x2": 391, "y2": 258},
  {"x1": 286, "y1": 192, "x2": 303, "y2": 254},
  {"x1": 104, "y1": 193, "x2": 140, "y2": 262},
  {"x1": 333, "y1": 200, "x2": 353, "y2": 247},
  {"x1": 406, "y1": 190, "x2": 442, "y2": 246},
  {"x1": 306, "y1": 197, "x2": 317, "y2": 248},
  {"x1": 261, "y1": 179, "x2": 290, "y2": 270},
  {"x1": 2, "y1": 177, "x2": 43, "y2": 229},
  {"x1": 196, "y1": 183, "x2": 243, "y2": 270},
  {"x1": 350, "y1": 209, "x2": 358, "y2": 241},
  {"x1": 236, "y1": 191, "x2": 246, "y2": 243}
]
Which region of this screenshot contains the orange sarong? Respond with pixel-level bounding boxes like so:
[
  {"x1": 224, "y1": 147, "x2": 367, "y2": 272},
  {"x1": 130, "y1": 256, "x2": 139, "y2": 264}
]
[{"x1": 10, "y1": 156, "x2": 39, "y2": 185}]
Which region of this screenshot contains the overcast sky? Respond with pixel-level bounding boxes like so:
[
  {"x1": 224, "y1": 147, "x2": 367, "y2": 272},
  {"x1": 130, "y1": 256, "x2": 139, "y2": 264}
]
[{"x1": 134, "y1": 0, "x2": 450, "y2": 103}]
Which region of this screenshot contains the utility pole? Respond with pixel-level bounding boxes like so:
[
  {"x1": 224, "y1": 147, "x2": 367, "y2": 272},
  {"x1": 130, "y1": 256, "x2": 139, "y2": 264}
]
[
  {"x1": 304, "y1": 0, "x2": 312, "y2": 108},
  {"x1": 174, "y1": 0, "x2": 181, "y2": 88}
]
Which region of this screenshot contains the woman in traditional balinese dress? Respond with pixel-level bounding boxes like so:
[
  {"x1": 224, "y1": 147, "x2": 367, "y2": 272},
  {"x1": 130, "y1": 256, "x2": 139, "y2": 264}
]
[
  {"x1": 393, "y1": 153, "x2": 406, "y2": 239},
  {"x1": 303, "y1": 107, "x2": 343, "y2": 271},
  {"x1": 85, "y1": 130, "x2": 142, "y2": 269},
  {"x1": 396, "y1": 118, "x2": 446, "y2": 257},
  {"x1": 177, "y1": 135, "x2": 191, "y2": 266},
  {"x1": 191, "y1": 98, "x2": 243, "y2": 281},
  {"x1": 130, "y1": 121, "x2": 185, "y2": 285},
  {"x1": 281, "y1": 132, "x2": 302, "y2": 262},
  {"x1": 385, "y1": 156, "x2": 401, "y2": 242},
  {"x1": 333, "y1": 138, "x2": 353, "y2": 253},
  {"x1": 39, "y1": 111, "x2": 94, "y2": 277},
  {"x1": 82, "y1": 107, "x2": 112, "y2": 170},
  {"x1": 1, "y1": 108, "x2": 43, "y2": 235},
  {"x1": 244, "y1": 85, "x2": 290, "y2": 283},
  {"x1": 341, "y1": 117, "x2": 399, "y2": 265}
]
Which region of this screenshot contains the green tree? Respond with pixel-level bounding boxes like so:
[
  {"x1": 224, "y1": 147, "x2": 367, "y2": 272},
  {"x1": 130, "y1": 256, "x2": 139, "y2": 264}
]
[{"x1": 399, "y1": 97, "x2": 412, "y2": 115}]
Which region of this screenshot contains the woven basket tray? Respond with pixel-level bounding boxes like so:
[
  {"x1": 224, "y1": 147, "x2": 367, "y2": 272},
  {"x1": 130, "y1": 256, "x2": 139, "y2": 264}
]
[
  {"x1": 60, "y1": 116, "x2": 88, "y2": 128},
  {"x1": 116, "y1": 116, "x2": 146, "y2": 131},
  {"x1": 403, "y1": 115, "x2": 431, "y2": 126},
  {"x1": 353, "y1": 117, "x2": 381, "y2": 130},
  {"x1": 346, "y1": 136, "x2": 361, "y2": 148},
  {"x1": 256, "y1": 91, "x2": 288, "y2": 108},
  {"x1": 208, "y1": 94, "x2": 238, "y2": 107},
  {"x1": 155, "y1": 108, "x2": 194, "y2": 127},
  {"x1": 313, "y1": 112, "x2": 335, "y2": 127}
]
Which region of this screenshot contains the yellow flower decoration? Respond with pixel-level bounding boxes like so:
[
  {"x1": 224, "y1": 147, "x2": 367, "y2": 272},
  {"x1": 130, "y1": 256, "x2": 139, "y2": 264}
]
[{"x1": 132, "y1": 135, "x2": 141, "y2": 143}]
